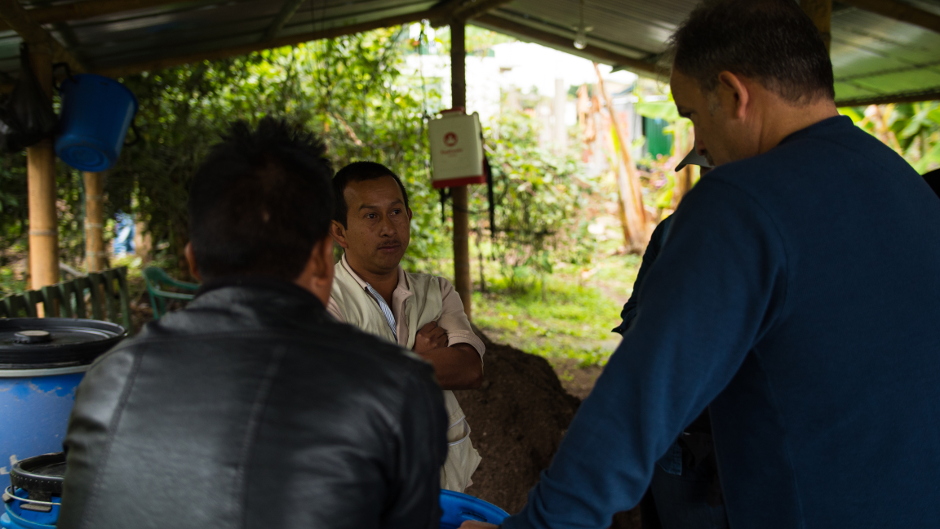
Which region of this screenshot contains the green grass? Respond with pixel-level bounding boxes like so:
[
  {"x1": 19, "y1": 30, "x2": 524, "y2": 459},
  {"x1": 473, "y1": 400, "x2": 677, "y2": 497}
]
[{"x1": 472, "y1": 252, "x2": 642, "y2": 367}]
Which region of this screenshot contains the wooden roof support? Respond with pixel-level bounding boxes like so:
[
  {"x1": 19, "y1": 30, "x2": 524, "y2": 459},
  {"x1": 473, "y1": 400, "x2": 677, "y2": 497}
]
[
  {"x1": 0, "y1": 0, "x2": 85, "y2": 72},
  {"x1": 453, "y1": 0, "x2": 512, "y2": 20},
  {"x1": 802, "y1": 0, "x2": 832, "y2": 51},
  {"x1": 429, "y1": 0, "x2": 513, "y2": 25},
  {"x1": 261, "y1": 0, "x2": 306, "y2": 42},
  {"x1": 836, "y1": 87, "x2": 940, "y2": 107},
  {"x1": 0, "y1": 0, "x2": 182, "y2": 31},
  {"x1": 449, "y1": 20, "x2": 473, "y2": 319},
  {"x1": 473, "y1": 13, "x2": 662, "y2": 77},
  {"x1": 97, "y1": 9, "x2": 443, "y2": 78},
  {"x1": 25, "y1": 43, "x2": 60, "y2": 292},
  {"x1": 839, "y1": 0, "x2": 940, "y2": 34}
]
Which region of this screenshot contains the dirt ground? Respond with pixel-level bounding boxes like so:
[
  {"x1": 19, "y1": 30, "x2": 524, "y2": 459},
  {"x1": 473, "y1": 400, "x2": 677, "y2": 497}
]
[{"x1": 457, "y1": 330, "x2": 641, "y2": 528}]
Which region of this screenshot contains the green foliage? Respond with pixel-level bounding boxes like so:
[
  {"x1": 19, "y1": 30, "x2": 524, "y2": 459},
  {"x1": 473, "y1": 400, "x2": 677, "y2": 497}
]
[
  {"x1": 104, "y1": 27, "x2": 448, "y2": 276},
  {"x1": 1, "y1": 148, "x2": 91, "y2": 285},
  {"x1": 0, "y1": 151, "x2": 28, "y2": 246},
  {"x1": 472, "y1": 112, "x2": 599, "y2": 292},
  {"x1": 842, "y1": 102, "x2": 940, "y2": 173}
]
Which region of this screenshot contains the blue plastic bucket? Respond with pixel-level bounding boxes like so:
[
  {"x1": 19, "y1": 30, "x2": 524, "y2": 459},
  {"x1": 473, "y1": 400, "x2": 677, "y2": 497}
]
[
  {"x1": 0, "y1": 319, "x2": 125, "y2": 491},
  {"x1": 1, "y1": 453, "x2": 64, "y2": 529},
  {"x1": 55, "y1": 74, "x2": 138, "y2": 172},
  {"x1": 440, "y1": 490, "x2": 509, "y2": 529}
]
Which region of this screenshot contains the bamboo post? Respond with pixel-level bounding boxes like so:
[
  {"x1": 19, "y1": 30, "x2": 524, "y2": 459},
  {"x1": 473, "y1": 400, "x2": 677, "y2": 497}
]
[
  {"x1": 26, "y1": 40, "x2": 59, "y2": 292},
  {"x1": 594, "y1": 63, "x2": 649, "y2": 250},
  {"x1": 450, "y1": 20, "x2": 472, "y2": 319},
  {"x1": 84, "y1": 171, "x2": 107, "y2": 272},
  {"x1": 801, "y1": 0, "x2": 832, "y2": 52}
]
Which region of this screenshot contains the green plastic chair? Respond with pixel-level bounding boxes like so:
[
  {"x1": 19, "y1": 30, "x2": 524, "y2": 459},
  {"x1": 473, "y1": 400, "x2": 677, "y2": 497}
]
[{"x1": 143, "y1": 266, "x2": 199, "y2": 319}]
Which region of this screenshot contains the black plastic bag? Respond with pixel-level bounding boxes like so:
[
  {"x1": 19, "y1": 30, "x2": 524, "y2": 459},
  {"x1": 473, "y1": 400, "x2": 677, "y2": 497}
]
[{"x1": 0, "y1": 43, "x2": 57, "y2": 153}]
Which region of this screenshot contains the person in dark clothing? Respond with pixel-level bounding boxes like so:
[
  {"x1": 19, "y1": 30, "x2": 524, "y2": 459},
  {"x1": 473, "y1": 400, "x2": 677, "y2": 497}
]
[
  {"x1": 923, "y1": 168, "x2": 940, "y2": 197},
  {"x1": 463, "y1": 1, "x2": 940, "y2": 528},
  {"x1": 59, "y1": 118, "x2": 449, "y2": 529},
  {"x1": 615, "y1": 155, "x2": 728, "y2": 529}
]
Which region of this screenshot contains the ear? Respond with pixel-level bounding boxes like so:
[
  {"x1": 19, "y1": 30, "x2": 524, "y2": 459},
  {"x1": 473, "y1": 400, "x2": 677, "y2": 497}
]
[
  {"x1": 330, "y1": 220, "x2": 349, "y2": 249},
  {"x1": 716, "y1": 71, "x2": 750, "y2": 121},
  {"x1": 297, "y1": 235, "x2": 335, "y2": 305},
  {"x1": 407, "y1": 207, "x2": 413, "y2": 221},
  {"x1": 184, "y1": 242, "x2": 202, "y2": 281}
]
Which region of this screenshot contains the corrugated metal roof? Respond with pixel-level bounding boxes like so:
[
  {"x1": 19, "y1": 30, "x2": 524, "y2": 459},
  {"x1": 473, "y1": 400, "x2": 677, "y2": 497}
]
[{"x1": 1, "y1": 0, "x2": 938, "y2": 105}]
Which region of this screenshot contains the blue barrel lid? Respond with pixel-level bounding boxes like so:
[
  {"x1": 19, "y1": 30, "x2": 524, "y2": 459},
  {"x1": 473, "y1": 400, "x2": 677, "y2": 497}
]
[{"x1": 0, "y1": 318, "x2": 125, "y2": 369}]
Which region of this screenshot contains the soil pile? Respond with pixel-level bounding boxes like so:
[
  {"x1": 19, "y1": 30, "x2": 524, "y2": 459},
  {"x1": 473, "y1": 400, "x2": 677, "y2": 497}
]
[
  {"x1": 455, "y1": 336, "x2": 580, "y2": 514},
  {"x1": 456, "y1": 330, "x2": 640, "y2": 528}
]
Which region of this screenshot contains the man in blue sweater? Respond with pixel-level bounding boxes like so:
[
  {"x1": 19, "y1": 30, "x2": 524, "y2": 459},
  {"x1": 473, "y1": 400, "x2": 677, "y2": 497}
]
[{"x1": 462, "y1": 1, "x2": 940, "y2": 528}]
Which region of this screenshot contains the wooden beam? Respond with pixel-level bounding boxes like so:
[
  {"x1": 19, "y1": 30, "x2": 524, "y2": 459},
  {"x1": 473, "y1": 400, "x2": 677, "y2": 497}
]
[
  {"x1": 474, "y1": 13, "x2": 661, "y2": 77},
  {"x1": 836, "y1": 87, "x2": 940, "y2": 107},
  {"x1": 801, "y1": 0, "x2": 832, "y2": 51},
  {"x1": 0, "y1": 0, "x2": 85, "y2": 72},
  {"x1": 429, "y1": 0, "x2": 513, "y2": 25},
  {"x1": 0, "y1": 0, "x2": 182, "y2": 31},
  {"x1": 84, "y1": 172, "x2": 107, "y2": 273},
  {"x1": 454, "y1": 0, "x2": 513, "y2": 20},
  {"x1": 262, "y1": 0, "x2": 306, "y2": 42},
  {"x1": 838, "y1": 0, "x2": 940, "y2": 34},
  {"x1": 450, "y1": 21, "x2": 472, "y2": 319},
  {"x1": 96, "y1": 9, "x2": 438, "y2": 78},
  {"x1": 25, "y1": 42, "x2": 60, "y2": 292}
]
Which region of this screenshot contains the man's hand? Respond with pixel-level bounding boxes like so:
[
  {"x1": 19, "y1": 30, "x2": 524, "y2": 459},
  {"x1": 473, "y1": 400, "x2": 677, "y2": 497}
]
[
  {"x1": 459, "y1": 522, "x2": 498, "y2": 529},
  {"x1": 412, "y1": 321, "x2": 483, "y2": 390},
  {"x1": 414, "y1": 321, "x2": 448, "y2": 354}
]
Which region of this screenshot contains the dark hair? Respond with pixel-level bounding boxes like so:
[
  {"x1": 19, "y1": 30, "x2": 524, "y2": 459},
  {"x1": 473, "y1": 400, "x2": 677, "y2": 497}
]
[
  {"x1": 187, "y1": 117, "x2": 334, "y2": 281},
  {"x1": 332, "y1": 161, "x2": 410, "y2": 227},
  {"x1": 669, "y1": 0, "x2": 835, "y2": 104}
]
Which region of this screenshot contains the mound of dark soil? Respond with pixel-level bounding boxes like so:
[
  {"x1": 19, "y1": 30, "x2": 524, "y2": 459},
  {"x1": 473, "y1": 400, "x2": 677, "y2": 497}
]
[
  {"x1": 455, "y1": 337, "x2": 580, "y2": 514},
  {"x1": 456, "y1": 330, "x2": 640, "y2": 528}
]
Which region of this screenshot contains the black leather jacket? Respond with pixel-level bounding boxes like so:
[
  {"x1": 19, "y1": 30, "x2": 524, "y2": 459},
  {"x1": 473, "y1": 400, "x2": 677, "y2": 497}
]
[{"x1": 59, "y1": 278, "x2": 448, "y2": 529}]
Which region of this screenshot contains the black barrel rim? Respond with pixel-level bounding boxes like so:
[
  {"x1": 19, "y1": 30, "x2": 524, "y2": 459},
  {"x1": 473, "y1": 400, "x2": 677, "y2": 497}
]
[
  {"x1": 0, "y1": 318, "x2": 126, "y2": 369},
  {"x1": 9, "y1": 452, "x2": 66, "y2": 496}
]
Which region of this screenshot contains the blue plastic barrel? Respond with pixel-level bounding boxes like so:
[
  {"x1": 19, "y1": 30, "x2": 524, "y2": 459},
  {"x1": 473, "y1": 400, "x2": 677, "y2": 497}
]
[
  {"x1": 1, "y1": 453, "x2": 64, "y2": 529},
  {"x1": 440, "y1": 490, "x2": 510, "y2": 529},
  {"x1": 0, "y1": 319, "x2": 125, "y2": 492},
  {"x1": 55, "y1": 74, "x2": 138, "y2": 172}
]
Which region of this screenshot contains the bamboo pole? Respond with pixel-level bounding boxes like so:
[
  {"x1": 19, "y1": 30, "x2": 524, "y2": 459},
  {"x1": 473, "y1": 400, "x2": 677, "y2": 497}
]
[
  {"x1": 594, "y1": 63, "x2": 649, "y2": 251},
  {"x1": 450, "y1": 21, "x2": 472, "y2": 319},
  {"x1": 26, "y1": 40, "x2": 59, "y2": 292},
  {"x1": 801, "y1": 0, "x2": 832, "y2": 52},
  {"x1": 84, "y1": 172, "x2": 107, "y2": 272}
]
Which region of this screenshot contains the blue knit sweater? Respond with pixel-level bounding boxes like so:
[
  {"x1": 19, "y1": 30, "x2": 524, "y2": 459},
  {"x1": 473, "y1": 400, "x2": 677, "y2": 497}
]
[{"x1": 504, "y1": 116, "x2": 940, "y2": 529}]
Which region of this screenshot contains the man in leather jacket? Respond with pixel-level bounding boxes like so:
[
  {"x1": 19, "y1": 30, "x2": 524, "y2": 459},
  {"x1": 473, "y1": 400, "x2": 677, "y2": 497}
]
[{"x1": 59, "y1": 118, "x2": 449, "y2": 529}]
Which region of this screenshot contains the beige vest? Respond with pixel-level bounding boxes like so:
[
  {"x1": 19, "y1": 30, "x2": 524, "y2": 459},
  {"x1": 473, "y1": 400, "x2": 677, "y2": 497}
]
[{"x1": 331, "y1": 262, "x2": 482, "y2": 492}]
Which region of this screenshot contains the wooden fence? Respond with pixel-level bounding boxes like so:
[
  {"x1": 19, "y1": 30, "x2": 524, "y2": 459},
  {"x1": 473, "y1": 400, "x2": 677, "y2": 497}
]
[{"x1": 0, "y1": 267, "x2": 131, "y2": 331}]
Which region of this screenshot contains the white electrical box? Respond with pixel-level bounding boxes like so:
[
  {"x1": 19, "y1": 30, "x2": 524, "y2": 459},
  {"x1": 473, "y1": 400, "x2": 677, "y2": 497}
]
[{"x1": 428, "y1": 109, "x2": 486, "y2": 188}]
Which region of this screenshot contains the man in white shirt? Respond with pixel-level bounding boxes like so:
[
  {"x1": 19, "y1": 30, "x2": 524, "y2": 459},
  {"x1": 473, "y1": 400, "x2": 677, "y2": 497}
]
[{"x1": 327, "y1": 161, "x2": 485, "y2": 492}]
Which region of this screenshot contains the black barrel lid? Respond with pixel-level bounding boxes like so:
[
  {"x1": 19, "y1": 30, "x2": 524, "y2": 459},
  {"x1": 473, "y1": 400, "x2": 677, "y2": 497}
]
[
  {"x1": 0, "y1": 318, "x2": 126, "y2": 369},
  {"x1": 9, "y1": 452, "x2": 65, "y2": 496}
]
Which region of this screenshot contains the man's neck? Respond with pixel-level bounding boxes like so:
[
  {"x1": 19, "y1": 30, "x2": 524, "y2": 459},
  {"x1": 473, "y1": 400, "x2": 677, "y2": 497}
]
[
  {"x1": 345, "y1": 256, "x2": 399, "y2": 305},
  {"x1": 756, "y1": 96, "x2": 839, "y2": 156}
]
